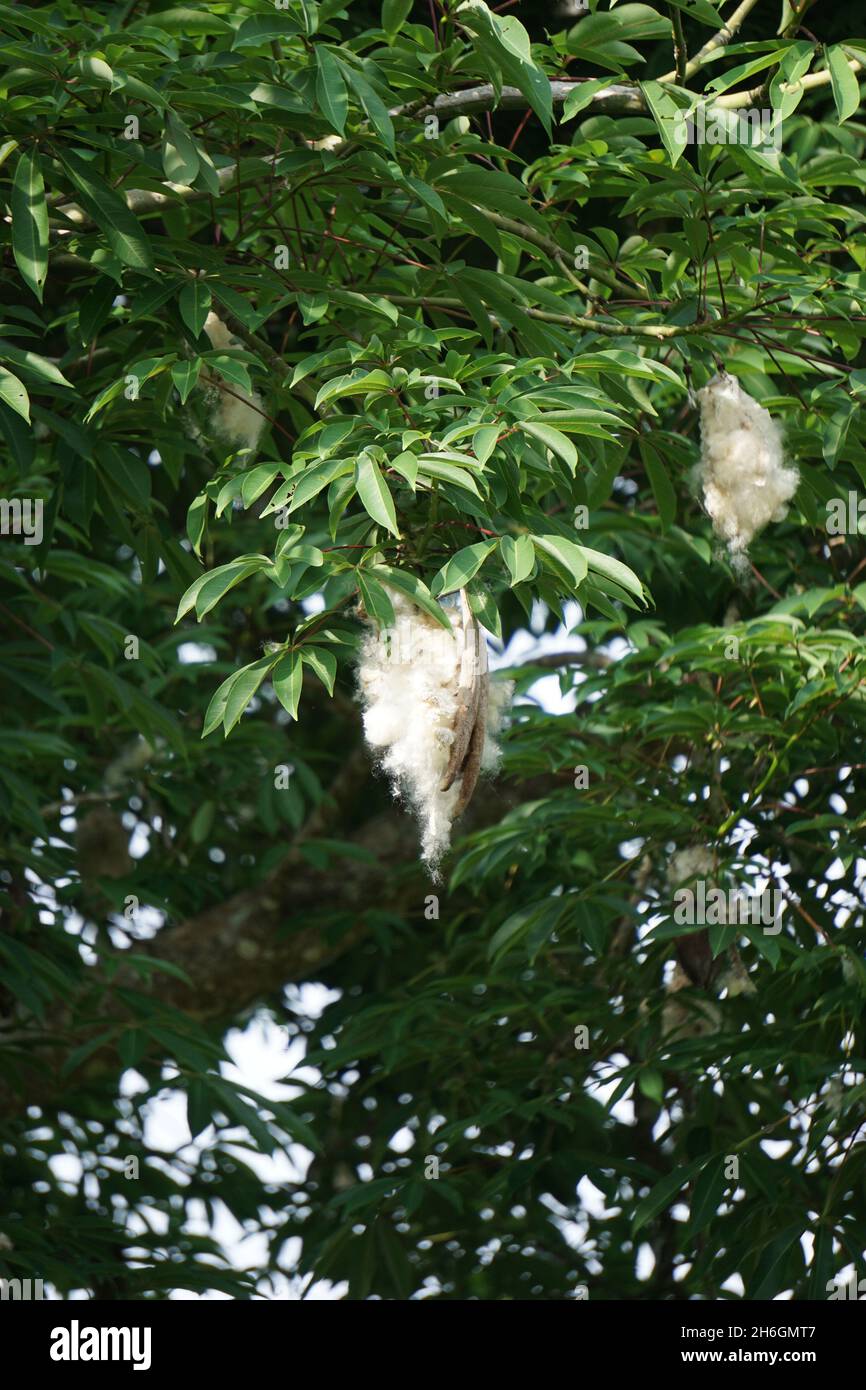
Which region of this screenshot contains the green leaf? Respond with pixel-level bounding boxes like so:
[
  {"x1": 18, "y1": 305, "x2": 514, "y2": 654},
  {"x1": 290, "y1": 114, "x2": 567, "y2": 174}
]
[
  {"x1": 488, "y1": 900, "x2": 563, "y2": 963},
  {"x1": 315, "y1": 368, "x2": 391, "y2": 409},
  {"x1": 416, "y1": 457, "x2": 483, "y2": 498},
  {"x1": 0, "y1": 3, "x2": 56, "y2": 33},
  {"x1": 242, "y1": 464, "x2": 284, "y2": 509},
  {"x1": 523, "y1": 420, "x2": 578, "y2": 470},
  {"x1": 288, "y1": 544, "x2": 324, "y2": 568},
  {"x1": 375, "y1": 1219, "x2": 413, "y2": 1300},
  {"x1": 431, "y1": 541, "x2": 495, "y2": 597},
  {"x1": 288, "y1": 457, "x2": 353, "y2": 513},
  {"x1": 223, "y1": 659, "x2": 272, "y2": 734},
  {"x1": 749, "y1": 1225, "x2": 803, "y2": 1300},
  {"x1": 368, "y1": 565, "x2": 454, "y2": 633},
  {"x1": 185, "y1": 492, "x2": 208, "y2": 558},
  {"x1": 460, "y1": 7, "x2": 552, "y2": 133},
  {"x1": 194, "y1": 140, "x2": 221, "y2": 197},
  {"x1": 59, "y1": 149, "x2": 153, "y2": 270},
  {"x1": 61, "y1": 1028, "x2": 120, "y2": 1078},
  {"x1": 315, "y1": 47, "x2": 348, "y2": 135},
  {"x1": 141, "y1": 6, "x2": 232, "y2": 33},
  {"x1": 232, "y1": 13, "x2": 301, "y2": 47},
  {"x1": 640, "y1": 80, "x2": 688, "y2": 167},
  {"x1": 500, "y1": 534, "x2": 535, "y2": 585},
  {"x1": 115, "y1": 72, "x2": 167, "y2": 111},
  {"x1": 171, "y1": 358, "x2": 202, "y2": 405},
  {"x1": 687, "y1": 1155, "x2": 726, "y2": 1237},
  {"x1": 11, "y1": 150, "x2": 48, "y2": 302},
  {"x1": 357, "y1": 569, "x2": 396, "y2": 627},
  {"x1": 638, "y1": 1068, "x2": 664, "y2": 1105},
  {"x1": 186, "y1": 1080, "x2": 214, "y2": 1139},
  {"x1": 389, "y1": 450, "x2": 418, "y2": 489},
  {"x1": 190, "y1": 800, "x2": 215, "y2": 845},
  {"x1": 176, "y1": 556, "x2": 270, "y2": 622},
  {"x1": 827, "y1": 45, "x2": 861, "y2": 124},
  {"x1": 465, "y1": 582, "x2": 501, "y2": 639},
  {"x1": 273, "y1": 651, "x2": 303, "y2": 720},
  {"x1": 0, "y1": 339, "x2": 73, "y2": 388},
  {"x1": 338, "y1": 59, "x2": 395, "y2": 153},
  {"x1": 705, "y1": 50, "x2": 789, "y2": 97},
  {"x1": 179, "y1": 281, "x2": 212, "y2": 338},
  {"x1": 580, "y1": 545, "x2": 646, "y2": 603},
  {"x1": 632, "y1": 1159, "x2": 705, "y2": 1235},
  {"x1": 78, "y1": 276, "x2": 117, "y2": 343},
  {"x1": 665, "y1": 0, "x2": 723, "y2": 25},
  {"x1": 129, "y1": 279, "x2": 178, "y2": 323},
  {"x1": 444, "y1": 195, "x2": 503, "y2": 257},
  {"x1": 201, "y1": 673, "x2": 235, "y2": 739},
  {"x1": 301, "y1": 646, "x2": 337, "y2": 697},
  {"x1": 561, "y1": 77, "x2": 616, "y2": 122},
  {"x1": 0, "y1": 367, "x2": 30, "y2": 422},
  {"x1": 204, "y1": 353, "x2": 254, "y2": 396},
  {"x1": 769, "y1": 40, "x2": 813, "y2": 122},
  {"x1": 201, "y1": 656, "x2": 272, "y2": 738},
  {"x1": 382, "y1": 0, "x2": 413, "y2": 39},
  {"x1": 565, "y1": 3, "x2": 670, "y2": 71},
  {"x1": 76, "y1": 53, "x2": 113, "y2": 87},
  {"x1": 355, "y1": 451, "x2": 400, "y2": 536},
  {"x1": 640, "y1": 439, "x2": 677, "y2": 530},
  {"x1": 0, "y1": 398, "x2": 34, "y2": 470},
  {"x1": 533, "y1": 534, "x2": 589, "y2": 590},
  {"x1": 806, "y1": 1226, "x2": 836, "y2": 1300},
  {"x1": 118, "y1": 1028, "x2": 146, "y2": 1070},
  {"x1": 822, "y1": 406, "x2": 854, "y2": 467},
  {"x1": 163, "y1": 110, "x2": 200, "y2": 185},
  {"x1": 472, "y1": 425, "x2": 499, "y2": 464}
]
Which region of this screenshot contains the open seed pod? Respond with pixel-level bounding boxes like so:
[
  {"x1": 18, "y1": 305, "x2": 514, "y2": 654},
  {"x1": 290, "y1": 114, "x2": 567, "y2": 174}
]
[
  {"x1": 439, "y1": 588, "x2": 490, "y2": 817},
  {"x1": 357, "y1": 585, "x2": 510, "y2": 874},
  {"x1": 695, "y1": 371, "x2": 798, "y2": 570}
]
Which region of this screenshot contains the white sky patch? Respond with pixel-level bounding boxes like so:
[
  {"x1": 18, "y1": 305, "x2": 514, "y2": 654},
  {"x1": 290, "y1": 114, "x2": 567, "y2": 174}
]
[
  {"x1": 492, "y1": 600, "x2": 588, "y2": 713},
  {"x1": 177, "y1": 641, "x2": 218, "y2": 664},
  {"x1": 586, "y1": 1054, "x2": 635, "y2": 1126}
]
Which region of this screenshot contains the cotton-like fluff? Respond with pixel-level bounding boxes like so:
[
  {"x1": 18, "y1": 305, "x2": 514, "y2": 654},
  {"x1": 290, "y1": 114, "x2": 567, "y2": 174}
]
[
  {"x1": 357, "y1": 589, "x2": 511, "y2": 875},
  {"x1": 662, "y1": 962, "x2": 722, "y2": 1041},
  {"x1": 667, "y1": 845, "x2": 714, "y2": 887},
  {"x1": 202, "y1": 311, "x2": 266, "y2": 451},
  {"x1": 662, "y1": 846, "x2": 719, "y2": 1039},
  {"x1": 696, "y1": 372, "x2": 798, "y2": 572}
]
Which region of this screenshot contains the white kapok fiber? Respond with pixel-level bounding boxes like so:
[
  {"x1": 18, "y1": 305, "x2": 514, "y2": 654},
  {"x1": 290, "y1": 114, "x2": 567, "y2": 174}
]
[
  {"x1": 696, "y1": 372, "x2": 798, "y2": 571},
  {"x1": 202, "y1": 312, "x2": 266, "y2": 451},
  {"x1": 667, "y1": 845, "x2": 715, "y2": 888},
  {"x1": 357, "y1": 589, "x2": 512, "y2": 874}
]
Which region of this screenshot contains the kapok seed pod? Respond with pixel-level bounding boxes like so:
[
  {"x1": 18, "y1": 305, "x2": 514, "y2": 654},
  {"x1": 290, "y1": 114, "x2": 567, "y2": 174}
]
[
  {"x1": 357, "y1": 584, "x2": 509, "y2": 874},
  {"x1": 695, "y1": 371, "x2": 798, "y2": 570},
  {"x1": 440, "y1": 589, "x2": 487, "y2": 795}
]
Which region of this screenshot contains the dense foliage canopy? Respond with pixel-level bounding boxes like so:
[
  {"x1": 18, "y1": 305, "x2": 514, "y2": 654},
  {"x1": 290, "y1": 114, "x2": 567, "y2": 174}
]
[{"x1": 1, "y1": 0, "x2": 866, "y2": 1301}]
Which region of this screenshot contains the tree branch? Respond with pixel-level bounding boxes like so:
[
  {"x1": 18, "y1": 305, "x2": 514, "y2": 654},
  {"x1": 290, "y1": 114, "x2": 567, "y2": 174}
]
[
  {"x1": 411, "y1": 80, "x2": 645, "y2": 119},
  {"x1": 720, "y1": 57, "x2": 862, "y2": 110},
  {"x1": 669, "y1": 4, "x2": 688, "y2": 86},
  {"x1": 53, "y1": 55, "x2": 862, "y2": 246},
  {"x1": 659, "y1": 0, "x2": 763, "y2": 83},
  {"x1": 382, "y1": 292, "x2": 704, "y2": 340}
]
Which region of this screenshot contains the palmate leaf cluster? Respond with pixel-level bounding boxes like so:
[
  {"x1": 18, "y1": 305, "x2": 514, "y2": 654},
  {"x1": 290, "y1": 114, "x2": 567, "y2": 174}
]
[{"x1": 0, "y1": 0, "x2": 865, "y2": 1300}]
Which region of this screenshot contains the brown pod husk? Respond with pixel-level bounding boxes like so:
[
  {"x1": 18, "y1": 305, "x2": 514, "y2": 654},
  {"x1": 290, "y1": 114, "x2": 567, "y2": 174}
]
[
  {"x1": 454, "y1": 662, "x2": 489, "y2": 817},
  {"x1": 440, "y1": 589, "x2": 486, "y2": 796},
  {"x1": 357, "y1": 583, "x2": 510, "y2": 872}
]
